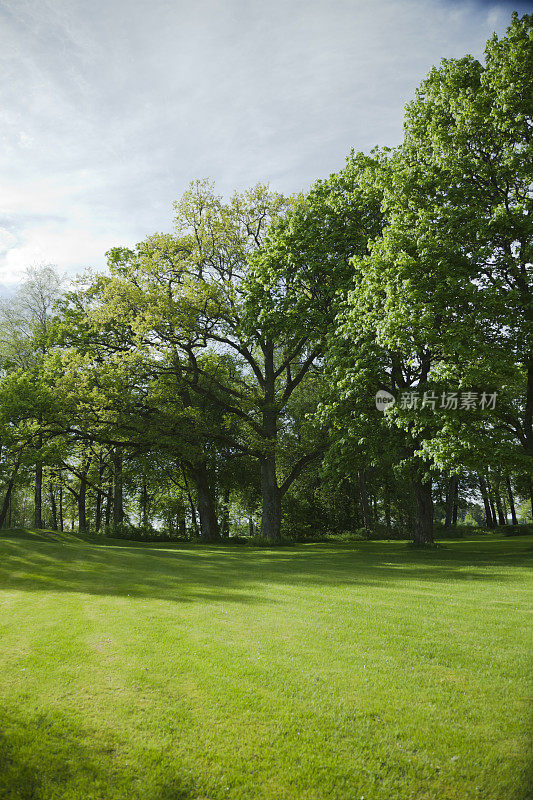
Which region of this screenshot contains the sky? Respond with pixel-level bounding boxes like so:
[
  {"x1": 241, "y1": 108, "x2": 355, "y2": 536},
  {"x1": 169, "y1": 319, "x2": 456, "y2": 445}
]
[{"x1": 0, "y1": 0, "x2": 530, "y2": 289}]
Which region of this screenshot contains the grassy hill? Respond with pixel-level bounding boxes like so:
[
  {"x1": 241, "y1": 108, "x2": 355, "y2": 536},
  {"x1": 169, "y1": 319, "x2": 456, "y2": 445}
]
[{"x1": 0, "y1": 530, "x2": 531, "y2": 799}]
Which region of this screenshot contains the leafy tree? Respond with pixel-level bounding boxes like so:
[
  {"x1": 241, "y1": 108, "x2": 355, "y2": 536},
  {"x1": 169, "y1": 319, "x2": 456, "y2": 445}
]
[
  {"x1": 337, "y1": 13, "x2": 532, "y2": 541},
  {"x1": 83, "y1": 181, "x2": 329, "y2": 541},
  {"x1": 0, "y1": 264, "x2": 63, "y2": 528}
]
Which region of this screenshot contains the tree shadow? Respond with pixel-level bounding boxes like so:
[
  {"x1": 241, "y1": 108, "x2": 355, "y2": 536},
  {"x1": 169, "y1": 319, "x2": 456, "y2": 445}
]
[
  {"x1": 0, "y1": 705, "x2": 195, "y2": 800},
  {"x1": 0, "y1": 531, "x2": 530, "y2": 605}
]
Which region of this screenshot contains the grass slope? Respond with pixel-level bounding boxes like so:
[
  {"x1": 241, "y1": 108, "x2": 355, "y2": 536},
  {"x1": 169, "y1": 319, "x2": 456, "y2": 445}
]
[{"x1": 0, "y1": 530, "x2": 531, "y2": 800}]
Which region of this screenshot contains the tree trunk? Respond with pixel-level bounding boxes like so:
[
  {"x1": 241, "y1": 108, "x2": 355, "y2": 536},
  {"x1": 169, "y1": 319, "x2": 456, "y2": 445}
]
[
  {"x1": 444, "y1": 475, "x2": 457, "y2": 528},
  {"x1": 351, "y1": 481, "x2": 361, "y2": 529},
  {"x1": 34, "y1": 448, "x2": 43, "y2": 530},
  {"x1": 181, "y1": 466, "x2": 199, "y2": 536},
  {"x1": 94, "y1": 458, "x2": 104, "y2": 533},
  {"x1": 479, "y1": 477, "x2": 495, "y2": 528},
  {"x1": 49, "y1": 479, "x2": 57, "y2": 531},
  {"x1": 94, "y1": 490, "x2": 102, "y2": 533},
  {"x1": 524, "y1": 355, "x2": 533, "y2": 461},
  {"x1": 260, "y1": 456, "x2": 281, "y2": 540},
  {"x1": 259, "y1": 342, "x2": 282, "y2": 542},
  {"x1": 452, "y1": 478, "x2": 459, "y2": 526},
  {"x1": 358, "y1": 468, "x2": 372, "y2": 529},
  {"x1": 190, "y1": 463, "x2": 219, "y2": 541},
  {"x1": 140, "y1": 478, "x2": 148, "y2": 528},
  {"x1": 489, "y1": 496, "x2": 498, "y2": 525},
  {"x1": 0, "y1": 460, "x2": 20, "y2": 529},
  {"x1": 487, "y1": 481, "x2": 498, "y2": 528},
  {"x1": 78, "y1": 465, "x2": 89, "y2": 534},
  {"x1": 58, "y1": 479, "x2": 64, "y2": 532},
  {"x1": 493, "y1": 480, "x2": 506, "y2": 526},
  {"x1": 220, "y1": 488, "x2": 230, "y2": 537},
  {"x1": 0, "y1": 486, "x2": 12, "y2": 529},
  {"x1": 112, "y1": 448, "x2": 123, "y2": 529},
  {"x1": 505, "y1": 476, "x2": 517, "y2": 525},
  {"x1": 411, "y1": 477, "x2": 434, "y2": 544},
  {"x1": 104, "y1": 482, "x2": 113, "y2": 530}
]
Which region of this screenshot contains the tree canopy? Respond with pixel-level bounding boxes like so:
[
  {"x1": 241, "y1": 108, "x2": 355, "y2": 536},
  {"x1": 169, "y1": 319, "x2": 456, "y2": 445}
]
[{"x1": 0, "y1": 13, "x2": 531, "y2": 544}]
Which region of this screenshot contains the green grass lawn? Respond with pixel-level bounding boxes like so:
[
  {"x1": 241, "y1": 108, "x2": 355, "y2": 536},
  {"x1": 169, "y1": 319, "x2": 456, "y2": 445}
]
[{"x1": 0, "y1": 531, "x2": 531, "y2": 800}]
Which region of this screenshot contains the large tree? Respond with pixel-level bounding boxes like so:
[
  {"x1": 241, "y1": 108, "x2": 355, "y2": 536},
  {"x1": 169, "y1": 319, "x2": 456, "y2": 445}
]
[
  {"x1": 55, "y1": 182, "x2": 326, "y2": 541},
  {"x1": 337, "y1": 13, "x2": 532, "y2": 541},
  {"x1": 0, "y1": 264, "x2": 63, "y2": 529}
]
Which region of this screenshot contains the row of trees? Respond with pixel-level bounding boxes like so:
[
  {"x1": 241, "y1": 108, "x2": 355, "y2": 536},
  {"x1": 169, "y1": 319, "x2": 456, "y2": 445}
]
[{"x1": 0, "y1": 13, "x2": 531, "y2": 544}]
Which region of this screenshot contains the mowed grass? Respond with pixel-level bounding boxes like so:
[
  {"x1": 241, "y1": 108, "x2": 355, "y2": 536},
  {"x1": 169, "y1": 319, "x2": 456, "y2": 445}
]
[{"x1": 0, "y1": 531, "x2": 531, "y2": 800}]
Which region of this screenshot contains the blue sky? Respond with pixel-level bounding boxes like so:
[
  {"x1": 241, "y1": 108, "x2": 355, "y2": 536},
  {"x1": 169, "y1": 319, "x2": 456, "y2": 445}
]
[{"x1": 0, "y1": 0, "x2": 530, "y2": 287}]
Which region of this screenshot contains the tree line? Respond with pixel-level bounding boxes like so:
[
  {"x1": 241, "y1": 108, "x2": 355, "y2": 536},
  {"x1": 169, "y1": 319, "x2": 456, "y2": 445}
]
[{"x1": 0, "y1": 14, "x2": 531, "y2": 545}]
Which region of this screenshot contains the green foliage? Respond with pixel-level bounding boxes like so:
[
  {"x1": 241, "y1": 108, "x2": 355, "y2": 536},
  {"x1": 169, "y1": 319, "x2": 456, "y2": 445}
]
[{"x1": 0, "y1": 16, "x2": 530, "y2": 545}]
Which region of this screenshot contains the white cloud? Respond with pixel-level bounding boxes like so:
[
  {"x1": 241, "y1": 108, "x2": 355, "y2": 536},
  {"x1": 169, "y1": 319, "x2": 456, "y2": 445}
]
[
  {"x1": 0, "y1": 0, "x2": 527, "y2": 284},
  {"x1": 0, "y1": 227, "x2": 17, "y2": 253},
  {"x1": 0, "y1": 224, "x2": 119, "y2": 284}
]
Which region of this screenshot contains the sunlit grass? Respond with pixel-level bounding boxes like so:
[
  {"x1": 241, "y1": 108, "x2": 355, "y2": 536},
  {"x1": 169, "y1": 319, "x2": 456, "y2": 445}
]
[{"x1": 0, "y1": 530, "x2": 531, "y2": 799}]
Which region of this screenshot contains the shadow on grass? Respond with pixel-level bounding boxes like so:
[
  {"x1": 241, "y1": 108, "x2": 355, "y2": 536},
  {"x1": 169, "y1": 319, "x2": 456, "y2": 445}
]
[
  {"x1": 0, "y1": 529, "x2": 531, "y2": 605},
  {"x1": 0, "y1": 706, "x2": 195, "y2": 800}
]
